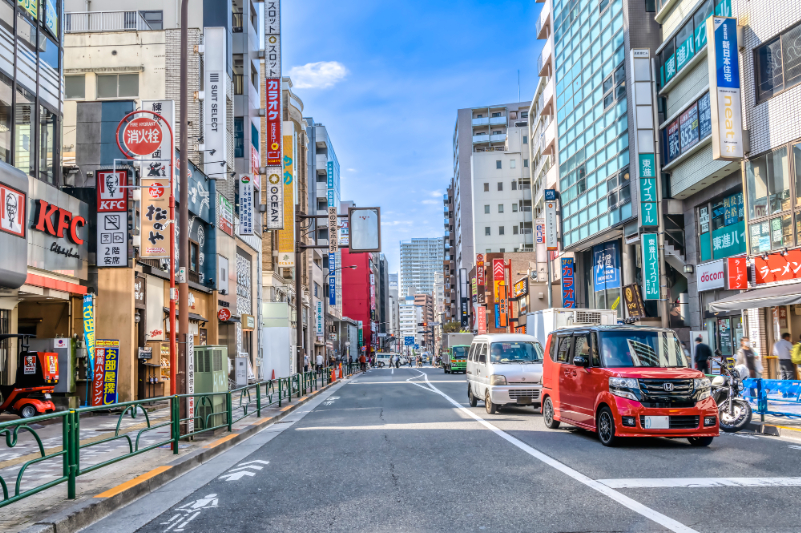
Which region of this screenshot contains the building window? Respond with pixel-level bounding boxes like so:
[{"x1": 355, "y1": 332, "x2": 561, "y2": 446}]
[
  {"x1": 0, "y1": 71, "x2": 11, "y2": 164},
  {"x1": 190, "y1": 241, "x2": 199, "y2": 272},
  {"x1": 485, "y1": 227, "x2": 491, "y2": 236},
  {"x1": 140, "y1": 10, "x2": 163, "y2": 29},
  {"x1": 39, "y1": 106, "x2": 56, "y2": 185},
  {"x1": 511, "y1": 180, "x2": 517, "y2": 190},
  {"x1": 523, "y1": 135, "x2": 528, "y2": 144},
  {"x1": 491, "y1": 112, "x2": 501, "y2": 118},
  {"x1": 65, "y1": 75, "x2": 85, "y2": 99},
  {"x1": 496, "y1": 160, "x2": 502, "y2": 169},
  {"x1": 497, "y1": 182, "x2": 503, "y2": 191},
  {"x1": 234, "y1": 117, "x2": 244, "y2": 158},
  {"x1": 521, "y1": 111, "x2": 528, "y2": 119},
  {"x1": 513, "y1": 226, "x2": 519, "y2": 235},
  {"x1": 483, "y1": 183, "x2": 489, "y2": 192},
  {"x1": 498, "y1": 204, "x2": 504, "y2": 213},
  {"x1": 510, "y1": 159, "x2": 516, "y2": 169},
  {"x1": 484, "y1": 204, "x2": 490, "y2": 214},
  {"x1": 512, "y1": 204, "x2": 518, "y2": 212},
  {"x1": 97, "y1": 74, "x2": 139, "y2": 98},
  {"x1": 13, "y1": 84, "x2": 34, "y2": 177},
  {"x1": 486, "y1": 248, "x2": 491, "y2": 254},
  {"x1": 499, "y1": 248, "x2": 505, "y2": 253},
  {"x1": 755, "y1": 22, "x2": 801, "y2": 103},
  {"x1": 251, "y1": 63, "x2": 258, "y2": 88},
  {"x1": 499, "y1": 226, "x2": 505, "y2": 235}
]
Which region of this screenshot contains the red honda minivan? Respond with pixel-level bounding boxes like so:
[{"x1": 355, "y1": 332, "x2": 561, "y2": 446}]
[{"x1": 541, "y1": 326, "x2": 719, "y2": 446}]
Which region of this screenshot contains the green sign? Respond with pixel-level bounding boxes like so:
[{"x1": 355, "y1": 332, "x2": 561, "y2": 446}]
[
  {"x1": 642, "y1": 234, "x2": 660, "y2": 300},
  {"x1": 639, "y1": 154, "x2": 658, "y2": 227},
  {"x1": 640, "y1": 178, "x2": 657, "y2": 202},
  {"x1": 675, "y1": 34, "x2": 695, "y2": 72},
  {"x1": 641, "y1": 202, "x2": 658, "y2": 226},
  {"x1": 18, "y1": 0, "x2": 36, "y2": 18},
  {"x1": 712, "y1": 219, "x2": 746, "y2": 259},
  {"x1": 638, "y1": 154, "x2": 655, "y2": 178}
]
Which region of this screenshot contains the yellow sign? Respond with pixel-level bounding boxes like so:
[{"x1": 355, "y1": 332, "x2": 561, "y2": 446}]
[
  {"x1": 18, "y1": 0, "x2": 37, "y2": 19},
  {"x1": 277, "y1": 134, "x2": 295, "y2": 267}
]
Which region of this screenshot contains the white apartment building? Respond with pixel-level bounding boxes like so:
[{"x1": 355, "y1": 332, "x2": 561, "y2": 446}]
[
  {"x1": 399, "y1": 238, "x2": 444, "y2": 298},
  {"x1": 471, "y1": 125, "x2": 534, "y2": 255}
]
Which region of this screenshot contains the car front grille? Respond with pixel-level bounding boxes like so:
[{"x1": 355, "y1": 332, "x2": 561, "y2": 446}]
[
  {"x1": 638, "y1": 379, "x2": 694, "y2": 403},
  {"x1": 509, "y1": 389, "x2": 540, "y2": 399},
  {"x1": 638, "y1": 415, "x2": 700, "y2": 429}
]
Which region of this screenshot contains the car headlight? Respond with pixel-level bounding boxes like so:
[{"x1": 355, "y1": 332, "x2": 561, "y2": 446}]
[
  {"x1": 609, "y1": 377, "x2": 640, "y2": 400},
  {"x1": 694, "y1": 378, "x2": 711, "y2": 390},
  {"x1": 490, "y1": 375, "x2": 507, "y2": 386}
]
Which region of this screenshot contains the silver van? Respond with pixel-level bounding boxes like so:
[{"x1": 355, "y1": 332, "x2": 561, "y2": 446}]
[{"x1": 466, "y1": 334, "x2": 545, "y2": 414}]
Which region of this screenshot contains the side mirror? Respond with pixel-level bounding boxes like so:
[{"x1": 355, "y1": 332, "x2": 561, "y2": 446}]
[{"x1": 573, "y1": 354, "x2": 588, "y2": 367}]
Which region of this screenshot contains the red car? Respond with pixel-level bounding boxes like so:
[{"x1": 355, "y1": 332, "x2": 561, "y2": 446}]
[{"x1": 541, "y1": 326, "x2": 718, "y2": 447}]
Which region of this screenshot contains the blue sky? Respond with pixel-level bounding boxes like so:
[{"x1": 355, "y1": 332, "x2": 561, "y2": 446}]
[{"x1": 283, "y1": 0, "x2": 544, "y2": 272}]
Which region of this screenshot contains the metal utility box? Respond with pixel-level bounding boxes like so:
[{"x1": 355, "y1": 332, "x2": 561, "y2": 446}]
[
  {"x1": 526, "y1": 308, "x2": 618, "y2": 348},
  {"x1": 193, "y1": 345, "x2": 228, "y2": 430}
]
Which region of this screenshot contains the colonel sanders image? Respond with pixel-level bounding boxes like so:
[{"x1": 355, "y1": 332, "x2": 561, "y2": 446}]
[
  {"x1": 105, "y1": 173, "x2": 121, "y2": 199},
  {"x1": 1, "y1": 189, "x2": 22, "y2": 235}
]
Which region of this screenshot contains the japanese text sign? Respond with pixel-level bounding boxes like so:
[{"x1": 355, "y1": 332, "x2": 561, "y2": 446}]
[
  {"x1": 707, "y1": 16, "x2": 743, "y2": 161},
  {"x1": 122, "y1": 118, "x2": 162, "y2": 156},
  {"x1": 239, "y1": 176, "x2": 254, "y2": 235},
  {"x1": 754, "y1": 250, "x2": 801, "y2": 285},
  {"x1": 91, "y1": 340, "x2": 120, "y2": 406},
  {"x1": 642, "y1": 234, "x2": 660, "y2": 300},
  {"x1": 727, "y1": 256, "x2": 748, "y2": 289},
  {"x1": 141, "y1": 179, "x2": 170, "y2": 258},
  {"x1": 561, "y1": 258, "x2": 575, "y2": 308}
]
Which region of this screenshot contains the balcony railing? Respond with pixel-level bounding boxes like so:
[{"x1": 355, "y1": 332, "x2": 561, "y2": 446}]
[{"x1": 65, "y1": 11, "x2": 152, "y2": 32}]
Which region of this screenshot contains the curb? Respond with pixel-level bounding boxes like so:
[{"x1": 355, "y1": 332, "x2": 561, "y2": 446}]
[
  {"x1": 19, "y1": 377, "x2": 352, "y2": 533},
  {"x1": 746, "y1": 421, "x2": 784, "y2": 437}
]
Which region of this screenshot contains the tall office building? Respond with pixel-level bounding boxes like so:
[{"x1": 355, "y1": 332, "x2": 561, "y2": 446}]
[{"x1": 399, "y1": 237, "x2": 444, "y2": 297}]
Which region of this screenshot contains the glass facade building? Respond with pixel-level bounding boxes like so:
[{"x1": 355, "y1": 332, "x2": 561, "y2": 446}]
[
  {"x1": 555, "y1": 0, "x2": 632, "y2": 249},
  {"x1": 0, "y1": 0, "x2": 63, "y2": 187}
]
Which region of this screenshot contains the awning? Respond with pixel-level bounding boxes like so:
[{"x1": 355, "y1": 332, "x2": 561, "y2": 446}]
[
  {"x1": 708, "y1": 283, "x2": 801, "y2": 312},
  {"x1": 162, "y1": 307, "x2": 208, "y2": 322}
]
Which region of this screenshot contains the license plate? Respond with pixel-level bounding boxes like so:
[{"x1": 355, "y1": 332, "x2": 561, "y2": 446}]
[
  {"x1": 517, "y1": 397, "x2": 532, "y2": 405},
  {"x1": 643, "y1": 416, "x2": 669, "y2": 429}
]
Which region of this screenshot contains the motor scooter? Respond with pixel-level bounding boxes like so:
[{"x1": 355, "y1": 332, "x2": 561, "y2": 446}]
[
  {"x1": 711, "y1": 355, "x2": 752, "y2": 432},
  {"x1": 0, "y1": 334, "x2": 59, "y2": 418}
]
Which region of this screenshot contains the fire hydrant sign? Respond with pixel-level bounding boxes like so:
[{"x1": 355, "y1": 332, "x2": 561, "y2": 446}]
[
  {"x1": 122, "y1": 117, "x2": 163, "y2": 156},
  {"x1": 91, "y1": 339, "x2": 120, "y2": 406},
  {"x1": 141, "y1": 179, "x2": 171, "y2": 258}
]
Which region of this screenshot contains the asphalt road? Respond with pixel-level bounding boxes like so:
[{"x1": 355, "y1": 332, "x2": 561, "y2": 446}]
[{"x1": 86, "y1": 367, "x2": 801, "y2": 533}]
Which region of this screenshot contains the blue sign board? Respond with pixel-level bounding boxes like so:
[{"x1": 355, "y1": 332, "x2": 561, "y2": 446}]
[
  {"x1": 592, "y1": 242, "x2": 621, "y2": 292},
  {"x1": 414, "y1": 344, "x2": 419, "y2": 350},
  {"x1": 327, "y1": 161, "x2": 334, "y2": 191},
  {"x1": 561, "y1": 258, "x2": 575, "y2": 308},
  {"x1": 714, "y1": 17, "x2": 739, "y2": 90},
  {"x1": 328, "y1": 252, "x2": 336, "y2": 305},
  {"x1": 404, "y1": 336, "x2": 415, "y2": 346},
  {"x1": 544, "y1": 189, "x2": 557, "y2": 201}
]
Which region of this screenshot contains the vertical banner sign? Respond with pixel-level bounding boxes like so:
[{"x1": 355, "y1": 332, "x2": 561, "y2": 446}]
[
  {"x1": 91, "y1": 340, "x2": 120, "y2": 406},
  {"x1": 707, "y1": 16, "x2": 743, "y2": 161},
  {"x1": 642, "y1": 234, "x2": 660, "y2": 300},
  {"x1": 727, "y1": 256, "x2": 748, "y2": 289},
  {"x1": 328, "y1": 206, "x2": 338, "y2": 306},
  {"x1": 316, "y1": 300, "x2": 324, "y2": 336},
  {"x1": 561, "y1": 258, "x2": 575, "y2": 308},
  {"x1": 203, "y1": 27, "x2": 227, "y2": 176},
  {"x1": 592, "y1": 242, "x2": 621, "y2": 292},
  {"x1": 265, "y1": 79, "x2": 282, "y2": 166},
  {"x1": 476, "y1": 305, "x2": 487, "y2": 335},
  {"x1": 277, "y1": 134, "x2": 295, "y2": 267},
  {"x1": 83, "y1": 294, "x2": 95, "y2": 381},
  {"x1": 218, "y1": 195, "x2": 234, "y2": 236},
  {"x1": 239, "y1": 176, "x2": 254, "y2": 235},
  {"x1": 476, "y1": 254, "x2": 485, "y2": 305},
  {"x1": 639, "y1": 154, "x2": 658, "y2": 227},
  {"x1": 187, "y1": 331, "x2": 194, "y2": 434},
  {"x1": 96, "y1": 170, "x2": 129, "y2": 267},
  {"x1": 544, "y1": 194, "x2": 558, "y2": 251},
  {"x1": 141, "y1": 179, "x2": 171, "y2": 258},
  {"x1": 264, "y1": 1, "x2": 283, "y2": 227},
  {"x1": 266, "y1": 170, "x2": 283, "y2": 230},
  {"x1": 536, "y1": 218, "x2": 545, "y2": 244}
]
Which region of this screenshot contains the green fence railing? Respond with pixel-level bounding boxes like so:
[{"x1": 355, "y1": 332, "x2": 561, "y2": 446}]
[{"x1": 0, "y1": 364, "x2": 362, "y2": 508}]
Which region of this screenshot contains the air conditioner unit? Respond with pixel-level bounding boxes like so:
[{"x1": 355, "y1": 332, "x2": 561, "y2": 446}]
[{"x1": 193, "y1": 345, "x2": 228, "y2": 431}]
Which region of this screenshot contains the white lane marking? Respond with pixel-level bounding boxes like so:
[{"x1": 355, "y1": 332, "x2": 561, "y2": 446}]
[
  {"x1": 161, "y1": 494, "x2": 218, "y2": 532},
  {"x1": 598, "y1": 478, "x2": 801, "y2": 488},
  {"x1": 218, "y1": 470, "x2": 255, "y2": 481},
  {"x1": 789, "y1": 445, "x2": 801, "y2": 450},
  {"x1": 391, "y1": 368, "x2": 394, "y2": 375},
  {"x1": 410, "y1": 371, "x2": 698, "y2": 533}
]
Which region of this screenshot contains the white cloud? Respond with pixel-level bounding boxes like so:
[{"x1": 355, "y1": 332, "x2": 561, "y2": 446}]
[
  {"x1": 420, "y1": 199, "x2": 438, "y2": 205},
  {"x1": 429, "y1": 190, "x2": 444, "y2": 198},
  {"x1": 383, "y1": 220, "x2": 413, "y2": 226},
  {"x1": 288, "y1": 61, "x2": 348, "y2": 89}
]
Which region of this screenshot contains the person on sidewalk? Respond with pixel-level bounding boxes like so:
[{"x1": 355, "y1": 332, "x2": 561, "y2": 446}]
[
  {"x1": 316, "y1": 353, "x2": 324, "y2": 374},
  {"x1": 736, "y1": 337, "x2": 758, "y2": 379},
  {"x1": 694, "y1": 337, "x2": 712, "y2": 374},
  {"x1": 303, "y1": 351, "x2": 309, "y2": 373},
  {"x1": 774, "y1": 332, "x2": 796, "y2": 381},
  {"x1": 359, "y1": 353, "x2": 366, "y2": 372}
]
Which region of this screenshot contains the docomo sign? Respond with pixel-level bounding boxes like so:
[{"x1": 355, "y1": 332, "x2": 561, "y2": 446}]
[
  {"x1": 121, "y1": 117, "x2": 163, "y2": 156},
  {"x1": 697, "y1": 259, "x2": 725, "y2": 292}
]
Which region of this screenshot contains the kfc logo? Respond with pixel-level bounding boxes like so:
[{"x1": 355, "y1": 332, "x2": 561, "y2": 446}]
[
  {"x1": 97, "y1": 170, "x2": 128, "y2": 213},
  {"x1": 0, "y1": 184, "x2": 25, "y2": 238},
  {"x1": 34, "y1": 200, "x2": 85, "y2": 245}
]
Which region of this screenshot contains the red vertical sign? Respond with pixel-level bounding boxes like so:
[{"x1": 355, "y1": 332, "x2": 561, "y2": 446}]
[
  {"x1": 265, "y1": 78, "x2": 282, "y2": 166},
  {"x1": 727, "y1": 257, "x2": 748, "y2": 289}
]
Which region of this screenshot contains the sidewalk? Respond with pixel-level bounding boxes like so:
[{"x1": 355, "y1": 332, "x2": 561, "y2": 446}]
[{"x1": 0, "y1": 376, "x2": 349, "y2": 533}]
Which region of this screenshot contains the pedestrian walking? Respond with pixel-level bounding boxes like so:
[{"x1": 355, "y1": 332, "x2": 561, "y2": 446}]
[
  {"x1": 303, "y1": 351, "x2": 309, "y2": 373},
  {"x1": 316, "y1": 353, "x2": 324, "y2": 374},
  {"x1": 736, "y1": 337, "x2": 759, "y2": 379},
  {"x1": 359, "y1": 353, "x2": 367, "y2": 372},
  {"x1": 694, "y1": 337, "x2": 712, "y2": 374},
  {"x1": 774, "y1": 332, "x2": 796, "y2": 380}
]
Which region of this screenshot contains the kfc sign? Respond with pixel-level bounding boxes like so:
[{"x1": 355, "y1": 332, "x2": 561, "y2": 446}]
[
  {"x1": 34, "y1": 199, "x2": 85, "y2": 245},
  {"x1": 96, "y1": 170, "x2": 128, "y2": 212},
  {"x1": 727, "y1": 257, "x2": 748, "y2": 290},
  {"x1": 754, "y1": 250, "x2": 801, "y2": 285},
  {"x1": 0, "y1": 184, "x2": 25, "y2": 238},
  {"x1": 697, "y1": 259, "x2": 725, "y2": 292}
]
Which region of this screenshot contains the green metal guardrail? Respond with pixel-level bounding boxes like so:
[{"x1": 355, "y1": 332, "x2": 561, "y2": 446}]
[{"x1": 0, "y1": 364, "x2": 362, "y2": 508}]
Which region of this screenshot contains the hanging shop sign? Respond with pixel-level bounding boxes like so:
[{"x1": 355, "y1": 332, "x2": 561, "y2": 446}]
[
  {"x1": 218, "y1": 308, "x2": 231, "y2": 322},
  {"x1": 203, "y1": 27, "x2": 228, "y2": 175},
  {"x1": 96, "y1": 169, "x2": 129, "y2": 268},
  {"x1": 707, "y1": 16, "x2": 743, "y2": 161},
  {"x1": 186, "y1": 328, "x2": 194, "y2": 433},
  {"x1": 639, "y1": 154, "x2": 658, "y2": 227},
  {"x1": 536, "y1": 218, "x2": 545, "y2": 244},
  {"x1": 316, "y1": 301, "x2": 324, "y2": 336},
  {"x1": 266, "y1": 79, "x2": 282, "y2": 167},
  {"x1": 277, "y1": 134, "x2": 295, "y2": 267},
  {"x1": 329, "y1": 206, "x2": 338, "y2": 306},
  {"x1": 218, "y1": 194, "x2": 234, "y2": 236},
  {"x1": 338, "y1": 218, "x2": 349, "y2": 246},
  {"x1": 593, "y1": 241, "x2": 621, "y2": 292},
  {"x1": 697, "y1": 259, "x2": 725, "y2": 292},
  {"x1": 476, "y1": 254, "x2": 485, "y2": 305},
  {"x1": 239, "y1": 176, "x2": 254, "y2": 235},
  {"x1": 545, "y1": 196, "x2": 558, "y2": 250},
  {"x1": 476, "y1": 305, "x2": 487, "y2": 335},
  {"x1": 754, "y1": 250, "x2": 801, "y2": 285},
  {"x1": 0, "y1": 183, "x2": 26, "y2": 239},
  {"x1": 642, "y1": 234, "x2": 660, "y2": 300},
  {"x1": 727, "y1": 256, "x2": 748, "y2": 290},
  {"x1": 91, "y1": 340, "x2": 120, "y2": 406},
  {"x1": 561, "y1": 258, "x2": 575, "y2": 308},
  {"x1": 140, "y1": 179, "x2": 170, "y2": 258},
  {"x1": 493, "y1": 258, "x2": 504, "y2": 281},
  {"x1": 83, "y1": 294, "x2": 95, "y2": 380},
  {"x1": 265, "y1": 170, "x2": 284, "y2": 230},
  {"x1": 0, "y1": 163, "x2": 28, "y2": 289},
  {"x1": 513, "y1": 277, "x2": 528, "y2": 298},
  {"x1": 623, "y1": 284, "x2": 646, "y2": 319},
  {"x1": 348, "y1": 207, "x2": 381, "y2": 253}
]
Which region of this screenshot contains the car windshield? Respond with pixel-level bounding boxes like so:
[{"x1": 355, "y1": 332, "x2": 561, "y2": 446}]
[
  {"x1": 488, "y1": 341, "x2": 543, "y2": 364},
  {"x1": 451, "y1": 346, "x2": 467, "y2": 360},
  {"x1": 599, "y1": 330, "x2": 690, "y2": 368}
]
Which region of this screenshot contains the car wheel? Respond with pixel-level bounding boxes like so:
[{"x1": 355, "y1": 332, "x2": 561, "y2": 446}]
[
  {"x1": 20, "y1": 404, "x2": 38, "y2": 419},
  {"x1": 485, "y1": 391, "x2": 497, "y2": 414},
  {"x1": 688, "y1": 436, "x2": 714, "y2": 447},
  {"x1": 468, "y1": 385, "x2": 478, "y2": 407},
  {"x1": 542, "y1": 397, "x2": 560, "y2": 429},
  {"x1": 597, "y1": 407, "x2": 618, "y2": 447}
]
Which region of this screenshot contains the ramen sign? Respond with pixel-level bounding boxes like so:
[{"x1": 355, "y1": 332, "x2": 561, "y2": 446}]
[{"x1": 121, "y1": 117, "x2": 164, "y2": 156}]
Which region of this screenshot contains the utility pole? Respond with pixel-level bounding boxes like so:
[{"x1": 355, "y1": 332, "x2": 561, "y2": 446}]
[
  {"x1": 294, "y1": 210, "x2": 303, "y2": 373},
  {"x1": 178, "y1": 0, "x2": 189, "y2": 414}
]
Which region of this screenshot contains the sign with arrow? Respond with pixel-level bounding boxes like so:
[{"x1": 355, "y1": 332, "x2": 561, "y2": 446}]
[{"x1": 218, "y1": 460, "x2": 269, "y2": 482}]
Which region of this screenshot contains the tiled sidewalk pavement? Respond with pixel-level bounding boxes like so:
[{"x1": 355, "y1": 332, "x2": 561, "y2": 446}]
[{"x1": 0, "y1": 385, "x2": 333, "y2": 533}]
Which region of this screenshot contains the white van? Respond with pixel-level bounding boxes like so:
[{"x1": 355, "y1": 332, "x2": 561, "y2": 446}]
[
  {"x1": 466, "y1": 334, "x2": 545, "y2": 414},
  {"x1": 375, "y1": 353, "x2": 393, "y2": 368}
]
